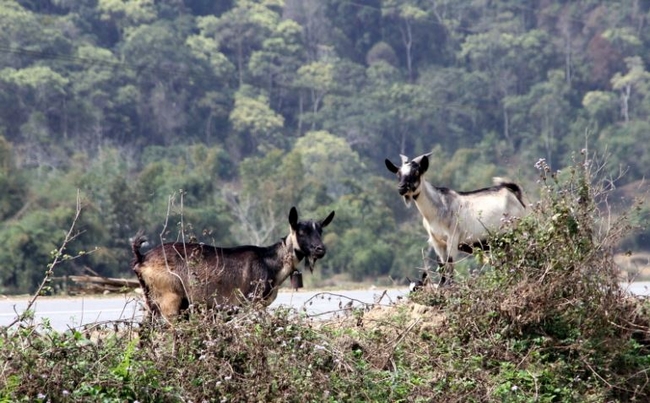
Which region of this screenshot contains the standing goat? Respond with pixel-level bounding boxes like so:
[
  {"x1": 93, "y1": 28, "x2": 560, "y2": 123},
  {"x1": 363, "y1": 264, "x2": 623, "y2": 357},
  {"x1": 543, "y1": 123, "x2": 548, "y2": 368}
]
[
  {"x1": 385, "y1": 153, "x2": 525, "y2": 285},
  {"x1": 131, "y1": 206, "x2": 335, "y2": 320}
]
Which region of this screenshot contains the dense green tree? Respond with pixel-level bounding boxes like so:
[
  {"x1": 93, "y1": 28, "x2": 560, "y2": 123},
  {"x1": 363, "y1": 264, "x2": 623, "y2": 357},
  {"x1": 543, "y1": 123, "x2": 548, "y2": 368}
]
[
  {"x1": 248, "y1": 19, "x2": 305, "y2": 102},
  {"x1": 366, "y1": 78, "x2": 429, "y2": 155},
  {"x1": 0, "y1": 136, "x2": 28, "y2": 221},
  {"x1": 0, "y1": 66, "x2": 68, "y2": 147},
  {"x1": 0, "y1": 0, "x2": 649, "y2": 292},
  {"x1": 504, "y1": 70, "x2": 572, "y2": 168},
  {"x1": 120, "y1": 20, "x2": 198, "y2": 145},
  {"x1": 303, "y1": 58, "x2": 366, "y2": 140},
  {"x1": 320, "y1": 181, "x2": 385, "y2": 279},
  {"x1": 138, "y1": 145, "x2": 232, "y2": 217},
  {"x1": 416, "y1": 66, "x2": 492, "y2": 151},
  {"x1": 582, "y1": 90, "x2": 618, "y2": 127},
  {"x1": 293, "y1": 131, "x2": 364, "y2": 200},
  {"x1": 324, "y1": 0, "x2": 382, "y2": 63},
  {"x1": 293, "y1": 60, "x2": 336, "y2": 131},
  {"x1": 328, "y1": 227, "x2": 394, "y2": 281},
  {"x1": 0, "y1": 211, "x2": 60, "y2": 293},
  {"x1": 283, "y1": 0, "x2": 333, "y2": 62},
  {"x1": 229, "y1": 89, "x2": 286, "y2": 156},
  {"x1": 461, "y1": 27, "x2": 558, "y2": 149},
  {"x1": 67, "y1": 45, "x2": 138, "y2": 146},
  {"x1": 97, "y1": 0, "x2": 157, "y2": 40},
  {"x1": 198, "y1": 0, "x2": 283, "y2": 86},
  {"x1": 0, "y1": 1, "x2": 73, "y2": 68},
  {"x1": 186, "y1": 20, "x2": 236, "y2": 143},
  {"x1": 381, "y1": 0, "x2": 433, "y2": 82},
  {"x1": 610, "y1": 56, "x2": 650, "y2": 123},
  {"x1": 0, "y1": 171, "x2": 97, "y2": 292},
  {"x1": 234, "y1": 148, "x2": 306, "y2": 245},
  {"x1": 597, "y1": 121, "x2": 650, "y2": 184}
]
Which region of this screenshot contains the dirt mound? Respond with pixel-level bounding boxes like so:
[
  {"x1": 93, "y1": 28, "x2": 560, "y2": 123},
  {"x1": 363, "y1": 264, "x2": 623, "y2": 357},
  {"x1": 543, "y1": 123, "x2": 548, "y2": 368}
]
[
  {"x1": 360, "y1": 300, "x2": 445, "y2": 331},
  {"x1": 326, "y1": 299, "x2": 445, "y2": 371}
]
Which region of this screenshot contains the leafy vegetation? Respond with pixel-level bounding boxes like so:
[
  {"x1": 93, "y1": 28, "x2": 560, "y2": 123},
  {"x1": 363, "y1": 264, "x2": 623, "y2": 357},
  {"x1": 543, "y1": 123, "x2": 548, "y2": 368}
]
[
  {"x1": 1, "y1": 0, "x2": 650, "y2": 293},
  {"x1": 2, "y1": 151, "x2": 649, "y2": 402}
]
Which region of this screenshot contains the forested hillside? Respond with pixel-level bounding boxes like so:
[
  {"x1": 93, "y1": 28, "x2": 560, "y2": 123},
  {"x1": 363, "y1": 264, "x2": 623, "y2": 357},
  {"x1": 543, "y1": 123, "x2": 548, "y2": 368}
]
[{"x1": 0, "y1": 0, "x2": 648, "y2": 294}]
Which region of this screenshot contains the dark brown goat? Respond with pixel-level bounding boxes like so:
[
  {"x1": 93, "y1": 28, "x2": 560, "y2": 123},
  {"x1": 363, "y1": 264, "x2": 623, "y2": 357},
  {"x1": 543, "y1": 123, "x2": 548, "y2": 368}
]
[{"x1": 131, "y1": 207, "x2": 335, "y2": 320}]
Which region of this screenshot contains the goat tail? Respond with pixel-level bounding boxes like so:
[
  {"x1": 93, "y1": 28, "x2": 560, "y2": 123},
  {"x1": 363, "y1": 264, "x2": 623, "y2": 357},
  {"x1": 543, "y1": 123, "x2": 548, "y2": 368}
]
[
  {"x1": 492, "y1": 176, "x2": 510, "y2": 186},
  {"x1": 131, "y1": 231, "x2": 148, "y2": 266},
  {"x1": 493, "y1": 177, "x2": 525, "y2": 208}
]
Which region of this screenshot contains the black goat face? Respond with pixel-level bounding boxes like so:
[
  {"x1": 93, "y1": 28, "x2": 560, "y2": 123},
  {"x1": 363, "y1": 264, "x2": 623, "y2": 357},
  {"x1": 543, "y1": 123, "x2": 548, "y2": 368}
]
[
  {"x1": 288, "y1": 207, "x2": 335, "y2": 272},
  {"x1": 385, "y1": 153, "x2": 431, "y2": 203},
  {"x1": 397, "y1": 161, "x2": 423, "y2": 196}
]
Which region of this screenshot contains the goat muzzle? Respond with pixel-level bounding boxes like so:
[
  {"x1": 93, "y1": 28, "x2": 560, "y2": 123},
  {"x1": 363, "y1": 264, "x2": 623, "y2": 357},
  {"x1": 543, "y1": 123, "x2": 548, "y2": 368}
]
[{"x1": 313, "y1": 245, "x2": 326, "y2": 259}]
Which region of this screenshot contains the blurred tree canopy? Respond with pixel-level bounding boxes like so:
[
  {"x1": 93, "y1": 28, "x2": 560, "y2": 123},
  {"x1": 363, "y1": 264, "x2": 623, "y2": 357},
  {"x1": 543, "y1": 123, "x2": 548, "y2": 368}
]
[{"x1": 0, "y1": 0, "x2": 648, "y2": 293}]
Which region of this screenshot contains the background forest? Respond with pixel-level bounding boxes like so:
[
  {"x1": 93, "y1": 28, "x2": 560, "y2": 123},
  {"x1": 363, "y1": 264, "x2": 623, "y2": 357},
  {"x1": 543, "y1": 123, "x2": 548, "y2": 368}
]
[{"x1": 0, "y1": 0, "x2": 649, "y2": 294}]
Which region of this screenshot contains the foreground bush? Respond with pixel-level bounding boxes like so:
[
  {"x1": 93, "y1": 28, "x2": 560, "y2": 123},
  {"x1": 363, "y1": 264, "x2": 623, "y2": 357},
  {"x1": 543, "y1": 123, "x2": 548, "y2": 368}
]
[
  {"x1": 1, "y1": 152, "x2": 649, "y2": 402},
  {"x1": 0, "y1": 306, "x2": 423, "y2": 402}
]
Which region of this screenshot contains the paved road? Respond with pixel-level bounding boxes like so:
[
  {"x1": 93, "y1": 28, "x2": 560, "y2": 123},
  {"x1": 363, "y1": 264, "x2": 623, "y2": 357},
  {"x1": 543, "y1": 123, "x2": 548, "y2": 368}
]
[
  {"x1": 0, "y1": 288, "x2": 408, "y2": 332},
  {"x1": 2, "y1": 282, "x2": 648, "y2": 332}
]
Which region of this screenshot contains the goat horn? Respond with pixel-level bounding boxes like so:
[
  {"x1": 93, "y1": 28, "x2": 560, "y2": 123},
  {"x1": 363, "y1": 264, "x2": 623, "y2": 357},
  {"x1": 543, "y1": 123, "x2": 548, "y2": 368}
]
[
  {"x1": 399, "y1": 154, "x2": 409, "y2": 164},
  {"x1": 412, "y1": 152, "x2": 433, "y2": 164}
]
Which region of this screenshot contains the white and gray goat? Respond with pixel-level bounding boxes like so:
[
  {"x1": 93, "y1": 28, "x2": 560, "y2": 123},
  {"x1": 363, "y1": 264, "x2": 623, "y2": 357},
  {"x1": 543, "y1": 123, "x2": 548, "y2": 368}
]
[
  {"x1": 131, "y1": 207, "x2": 335, "y2": 320},
  {"x1": 385, "y1": 153, "x2": 525, "y2": 286}
]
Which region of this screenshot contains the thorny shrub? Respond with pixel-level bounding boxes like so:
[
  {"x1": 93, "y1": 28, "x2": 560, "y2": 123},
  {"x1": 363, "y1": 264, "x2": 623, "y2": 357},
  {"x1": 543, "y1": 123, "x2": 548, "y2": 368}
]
[{"x1": 409, "y1": 151, "x2": 650, "y2": 401}]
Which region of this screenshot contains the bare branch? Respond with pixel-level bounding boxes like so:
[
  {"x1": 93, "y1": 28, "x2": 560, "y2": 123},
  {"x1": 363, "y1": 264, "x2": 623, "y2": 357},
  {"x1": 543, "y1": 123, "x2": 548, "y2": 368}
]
[{"x1": 223, "y1": 189, "x2": 278, "y2": 245}]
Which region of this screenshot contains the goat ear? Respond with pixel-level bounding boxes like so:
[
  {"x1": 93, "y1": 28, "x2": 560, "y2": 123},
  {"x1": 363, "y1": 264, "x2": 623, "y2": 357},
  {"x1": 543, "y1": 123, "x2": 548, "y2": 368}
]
[
  {"x1": 385, "y1": 159, "x2": 399, "y2": 174},
  {"x1": 419, "y1": 155, "x2": 429, "y2": 174},
  {"x1": 289, "y1": 207, "x2": 299, "y2": 230},
  {"x1": 321, "y1": 211, "x2": 335, "y2": 227}
]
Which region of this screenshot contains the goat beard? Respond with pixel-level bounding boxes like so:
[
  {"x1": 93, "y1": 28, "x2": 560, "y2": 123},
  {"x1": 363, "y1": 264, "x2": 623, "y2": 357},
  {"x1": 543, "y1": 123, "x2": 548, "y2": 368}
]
[
  {"x1": 305, "y1": 256, "x2": 319, "y2": 273},
  {"x1": 402, "y1": 195, "x2": 413, "y2": 208}
]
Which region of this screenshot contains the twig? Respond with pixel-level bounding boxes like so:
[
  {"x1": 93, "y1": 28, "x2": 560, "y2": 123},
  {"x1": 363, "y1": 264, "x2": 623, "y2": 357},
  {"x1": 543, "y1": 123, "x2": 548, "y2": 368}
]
[
  {"x1": 75, "y1": 318, "x2": 143, "y2": 333},
  {"x1": 304, "y1": 291, "x2": 377, "y2": 307},
  {"x1": 388, "y1": 318, "x2": 421, "y2": 349},
  {"x1": 306, "y1": 308, "x2": 356, "y2": 319},
  {"x1": 582, "y1": 357, "x2": 614, "y2": 389}
]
